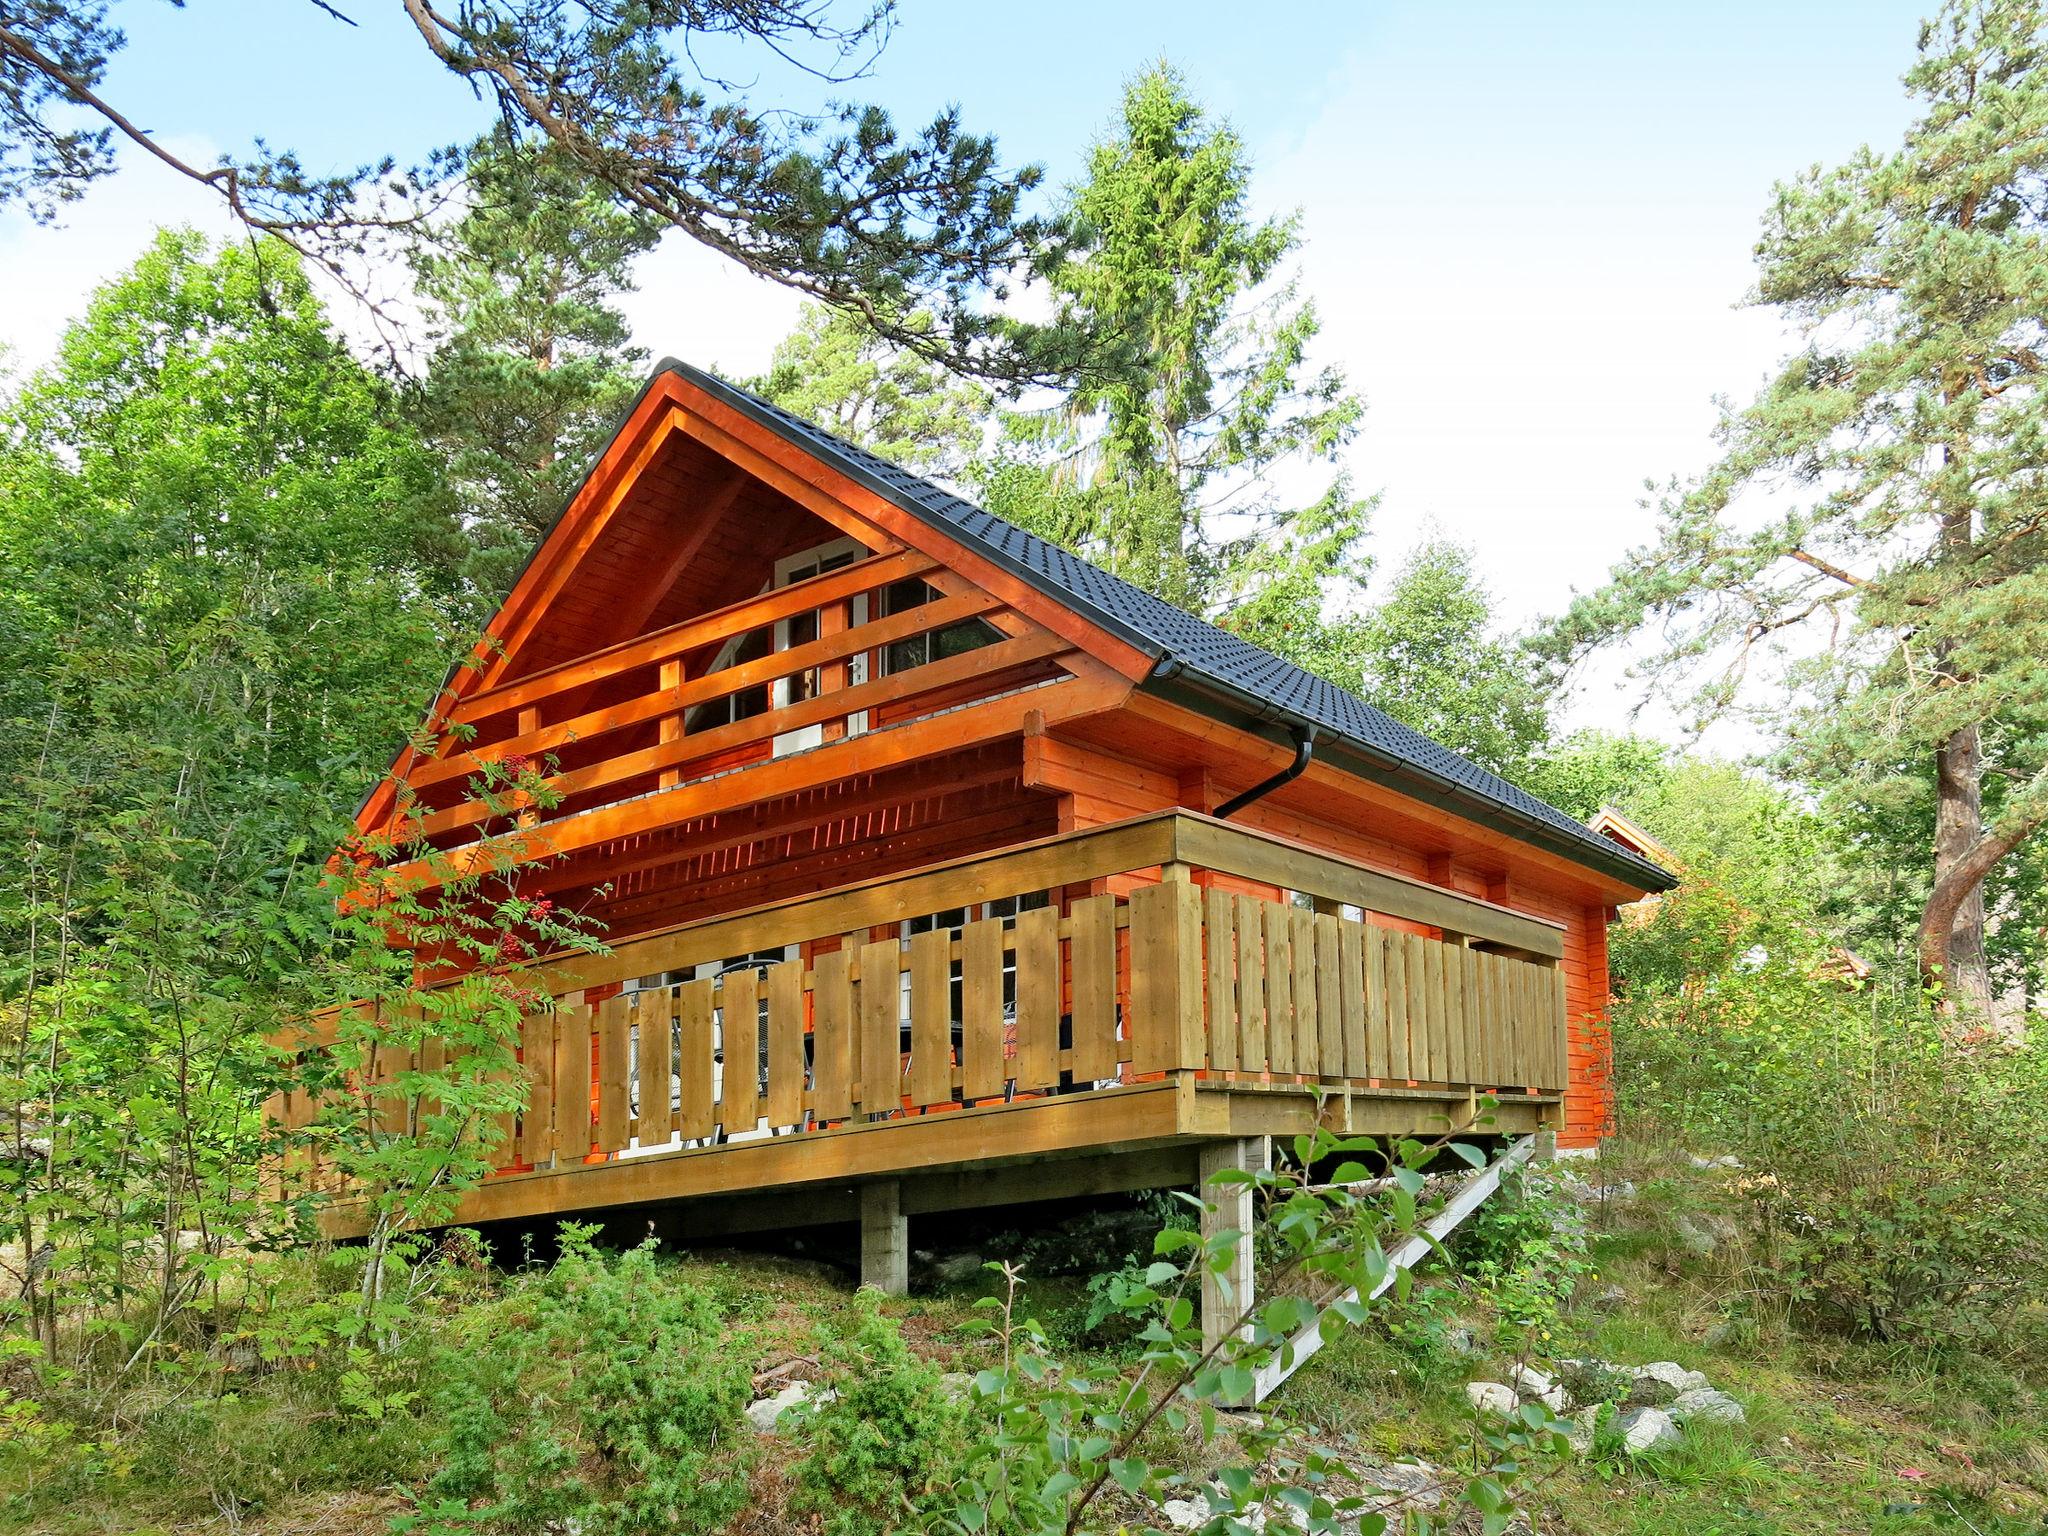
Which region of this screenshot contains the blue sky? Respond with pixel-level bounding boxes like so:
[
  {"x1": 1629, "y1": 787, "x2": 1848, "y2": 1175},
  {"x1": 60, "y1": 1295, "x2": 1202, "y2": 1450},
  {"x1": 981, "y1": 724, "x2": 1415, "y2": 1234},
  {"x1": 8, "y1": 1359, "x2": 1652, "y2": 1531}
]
[{"x1": 2, "y1": 0, "x2": 1931, "y2": 739}]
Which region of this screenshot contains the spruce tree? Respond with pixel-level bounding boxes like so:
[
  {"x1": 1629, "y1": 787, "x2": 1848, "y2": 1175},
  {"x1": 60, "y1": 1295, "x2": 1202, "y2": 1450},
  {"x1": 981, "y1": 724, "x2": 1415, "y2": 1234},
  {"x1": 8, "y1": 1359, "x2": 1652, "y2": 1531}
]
[
  {"x1": 412, "y1": 133, "x2": 658, "y2": 597},
  {"x1": 977, "y1": 65, "x2": 1372, "y2": 669}
]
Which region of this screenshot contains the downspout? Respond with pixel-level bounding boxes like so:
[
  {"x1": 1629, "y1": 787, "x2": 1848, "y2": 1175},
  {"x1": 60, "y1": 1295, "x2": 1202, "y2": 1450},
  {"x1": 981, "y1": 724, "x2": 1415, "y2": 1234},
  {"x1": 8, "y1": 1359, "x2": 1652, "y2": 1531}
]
[{"x1": 1214, "y1": 726, "x2": 1316, "y2": 820}]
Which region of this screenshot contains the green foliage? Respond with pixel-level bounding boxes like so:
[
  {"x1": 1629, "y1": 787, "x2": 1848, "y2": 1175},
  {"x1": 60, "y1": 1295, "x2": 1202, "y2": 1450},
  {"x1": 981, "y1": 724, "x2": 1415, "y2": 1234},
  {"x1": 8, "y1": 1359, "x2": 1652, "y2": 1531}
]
[
  {"x1": 787, "y1": 1291, "x2": 971, "y2": 1536},
  {"x1": 0, "y1": 227, "x2": 463, "y2": 1366},
  {"x1": 1460, "y1": 1169, "x2": 1592, "y2": 1353},
  {"x1": 751, "y1": 303, "x2": 993, "y2": 473},
  {"x1": 412, "y1": 131, "x2": 659, "y2": 599},
  {"x1": 1615, "y1": 972, "x2": 2048, "y2": 1352},
  {"x1": 943, "y1": 1123, "x2": 1564, "y2": 1536},
  {"x1": 978, "y1": 64, "x2": 1374, "y2": 672},
  {"x1": 407, "y1": 1229, "x2": 755, "y2": 1536},
  {"x1": 1332, "y1": 539, "x2": 1554, "y2": 779},
  {"x1": 5, "y1": 4, "x2": 1073, "y2": 382},
  {"x1": 1520, "y1": 731, "x2": 1674, "y2": 824}
]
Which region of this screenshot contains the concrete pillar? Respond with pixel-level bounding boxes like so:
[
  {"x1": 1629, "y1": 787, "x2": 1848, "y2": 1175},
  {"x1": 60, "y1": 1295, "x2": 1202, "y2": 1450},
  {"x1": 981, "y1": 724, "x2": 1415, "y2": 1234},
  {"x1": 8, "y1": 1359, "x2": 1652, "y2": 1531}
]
[
  {"x1": 860, "y1": 1179, "x2": 908, "y2": 1295},
  {"x1": 1198, "y1": 1137, "x2": 1268, "y2": 1354}
]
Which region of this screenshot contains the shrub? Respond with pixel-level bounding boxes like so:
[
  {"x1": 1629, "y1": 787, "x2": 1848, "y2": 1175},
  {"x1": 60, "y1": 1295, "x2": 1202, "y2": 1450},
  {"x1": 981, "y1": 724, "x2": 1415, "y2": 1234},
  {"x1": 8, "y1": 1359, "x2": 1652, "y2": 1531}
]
[
  {"x1": 787, "y1": 1290, "x2": 970, "y2": 1536},
  {"x1": 403, "y1": 1227, "x2": 754, "y2": 1536},
  {"x1": 1459, "y1": 1166, "x2": 1591, "y2": 1352},
  {"x1": 1614, "y1": 971, "x2": 2048, "y2": 1352}
]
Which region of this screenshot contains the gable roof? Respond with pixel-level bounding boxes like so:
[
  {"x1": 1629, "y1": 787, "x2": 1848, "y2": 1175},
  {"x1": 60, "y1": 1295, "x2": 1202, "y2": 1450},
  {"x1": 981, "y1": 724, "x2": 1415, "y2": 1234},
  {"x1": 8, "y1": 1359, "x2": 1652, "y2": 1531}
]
[{"x1": 465, "y1": 357, "x2": 1672, "y2": 894}]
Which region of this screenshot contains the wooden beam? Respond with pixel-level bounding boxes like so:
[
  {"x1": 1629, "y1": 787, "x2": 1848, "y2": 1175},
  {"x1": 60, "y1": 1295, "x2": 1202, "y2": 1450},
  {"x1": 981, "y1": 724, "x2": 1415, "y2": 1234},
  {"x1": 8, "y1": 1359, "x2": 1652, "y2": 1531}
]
[
  {"x1": 320, "y1": 1079, "x2": 1189, "y2": 1234},
  {"x1": 449, "y1": 548, "x2": 938, "y2": 727},
  {"x1": 417, "y1": 628, "x2": 1068, "y2": 835},
  {"x1": 1249, "y1": 1136, "x2": 1537, "y2": 1403},
  {"x1": 391, "y1": 674, "x2": 1128, "y2": 890}
]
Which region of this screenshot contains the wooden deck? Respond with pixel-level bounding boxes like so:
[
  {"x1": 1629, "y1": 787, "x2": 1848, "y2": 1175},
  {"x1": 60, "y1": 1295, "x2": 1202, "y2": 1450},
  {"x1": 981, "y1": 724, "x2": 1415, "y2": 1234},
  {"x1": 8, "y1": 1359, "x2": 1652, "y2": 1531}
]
[{"x1": 294, "y1": 813, "x2": 1570, "y2": 1240}]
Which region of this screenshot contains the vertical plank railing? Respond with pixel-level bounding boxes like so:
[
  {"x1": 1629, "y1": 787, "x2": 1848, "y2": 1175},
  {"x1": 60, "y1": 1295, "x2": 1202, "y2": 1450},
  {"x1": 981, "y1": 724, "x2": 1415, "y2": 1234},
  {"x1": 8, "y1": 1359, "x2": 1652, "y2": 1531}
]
[{"x1": 336, "y1": 860, "x2": 1567, "y2": 1195}]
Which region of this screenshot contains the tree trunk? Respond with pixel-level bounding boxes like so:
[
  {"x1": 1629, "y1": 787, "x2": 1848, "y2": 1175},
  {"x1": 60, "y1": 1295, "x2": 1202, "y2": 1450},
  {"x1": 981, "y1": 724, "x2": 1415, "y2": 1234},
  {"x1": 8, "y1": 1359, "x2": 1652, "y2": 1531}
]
[{"x1": 1917, "y1": 722, "x2": 2036, "y2": 1037}]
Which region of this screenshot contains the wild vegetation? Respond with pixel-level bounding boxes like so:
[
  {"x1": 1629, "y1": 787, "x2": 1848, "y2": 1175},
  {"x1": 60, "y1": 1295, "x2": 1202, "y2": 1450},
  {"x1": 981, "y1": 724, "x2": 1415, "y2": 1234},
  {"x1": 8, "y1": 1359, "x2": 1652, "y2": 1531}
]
[{"x1": 1, "y1": 0, "x2": 2046, "y2": 1533}]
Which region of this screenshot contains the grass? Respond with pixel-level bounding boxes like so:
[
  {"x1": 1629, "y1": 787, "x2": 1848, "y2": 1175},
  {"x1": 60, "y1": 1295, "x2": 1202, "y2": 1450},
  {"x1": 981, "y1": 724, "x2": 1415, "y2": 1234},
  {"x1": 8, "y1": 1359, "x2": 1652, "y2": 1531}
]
[{"x1": 5, "y1": 1160, "x2": 2046, "y2": 1536}]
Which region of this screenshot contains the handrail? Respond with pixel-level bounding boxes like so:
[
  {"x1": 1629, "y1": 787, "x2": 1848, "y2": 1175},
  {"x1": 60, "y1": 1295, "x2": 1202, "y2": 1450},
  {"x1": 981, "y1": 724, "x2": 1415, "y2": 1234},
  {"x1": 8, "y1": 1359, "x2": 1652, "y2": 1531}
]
[
  {"x1": 325, "y1": 811, "x2": 1564, "y2": 1025},
  {"x1": 450, "y1": 548, "x2": 937, "y2": 725}
]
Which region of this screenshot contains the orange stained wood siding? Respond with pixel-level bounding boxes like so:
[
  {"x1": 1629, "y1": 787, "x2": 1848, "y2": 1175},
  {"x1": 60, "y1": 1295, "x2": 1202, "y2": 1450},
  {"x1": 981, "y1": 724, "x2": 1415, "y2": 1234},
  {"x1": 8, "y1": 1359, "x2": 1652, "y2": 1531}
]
[{"x1": 1043, "y1": 721, "x2": 1620, "y2": 1140}]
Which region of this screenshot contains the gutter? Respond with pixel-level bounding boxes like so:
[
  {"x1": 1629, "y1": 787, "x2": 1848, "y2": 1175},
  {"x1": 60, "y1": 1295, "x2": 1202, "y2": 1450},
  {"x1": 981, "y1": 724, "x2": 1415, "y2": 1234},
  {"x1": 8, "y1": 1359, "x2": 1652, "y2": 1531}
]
[
  {"x1": 1214, "y1": 726, "x2": 1316, "y2": 820},
  {"x1": 1147, "y1": 660, "x2": 1677, "y2": 894}
]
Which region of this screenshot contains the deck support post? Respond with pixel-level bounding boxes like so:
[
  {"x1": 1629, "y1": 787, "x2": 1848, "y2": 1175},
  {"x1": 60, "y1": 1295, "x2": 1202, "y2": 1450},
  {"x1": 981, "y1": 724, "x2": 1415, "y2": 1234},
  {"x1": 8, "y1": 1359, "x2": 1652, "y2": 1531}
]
[
  {"x1": 1198, "y1": 1136, "x2": 1268, "y2": 1357},
  {"x1": 860, "y1": 1179, "x2": 909, "y2": 1295}
]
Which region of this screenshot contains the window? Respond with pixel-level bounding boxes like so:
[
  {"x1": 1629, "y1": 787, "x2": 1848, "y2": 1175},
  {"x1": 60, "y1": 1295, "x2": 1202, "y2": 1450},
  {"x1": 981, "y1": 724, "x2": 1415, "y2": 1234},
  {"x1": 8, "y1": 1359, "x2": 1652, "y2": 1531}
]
[
  {"x1": 879, "y1": 579, "x2": 1000, "y2": 674},
  {"x1": 903, "y1": 890, "x2": 1052, "y2": 1019}
]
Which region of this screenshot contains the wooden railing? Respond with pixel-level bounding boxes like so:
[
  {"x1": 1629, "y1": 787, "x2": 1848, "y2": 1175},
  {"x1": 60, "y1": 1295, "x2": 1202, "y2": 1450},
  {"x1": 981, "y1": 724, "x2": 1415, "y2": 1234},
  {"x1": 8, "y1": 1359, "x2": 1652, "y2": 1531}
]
[
  {"x1": 285, "y1": 814, "x2": 1570, "y2": 1187},
  {"x1": 400, "y1": 548, "x2": 1069, "y2": 844}
]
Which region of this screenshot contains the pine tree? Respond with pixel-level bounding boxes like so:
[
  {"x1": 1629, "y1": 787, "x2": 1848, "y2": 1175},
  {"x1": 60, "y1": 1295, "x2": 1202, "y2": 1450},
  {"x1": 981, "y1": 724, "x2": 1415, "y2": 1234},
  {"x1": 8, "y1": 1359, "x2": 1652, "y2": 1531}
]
[
  {"x1": 977, "y1": 65, "x2": 1372, "y2": 668},
  {"x1": 412, "y1": 133, "x2": 658, "y2": 597},
  {"x1": 1545, "y1": 0, "x2": 2048, "y2": 1027}
]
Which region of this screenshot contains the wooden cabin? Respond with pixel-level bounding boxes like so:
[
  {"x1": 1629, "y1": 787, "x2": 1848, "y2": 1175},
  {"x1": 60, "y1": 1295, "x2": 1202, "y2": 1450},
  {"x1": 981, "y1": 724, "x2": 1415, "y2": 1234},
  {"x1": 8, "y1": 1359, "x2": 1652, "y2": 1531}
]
[{"x1": 323, "y1": 360, "x2": 1673, "y2": 1301}]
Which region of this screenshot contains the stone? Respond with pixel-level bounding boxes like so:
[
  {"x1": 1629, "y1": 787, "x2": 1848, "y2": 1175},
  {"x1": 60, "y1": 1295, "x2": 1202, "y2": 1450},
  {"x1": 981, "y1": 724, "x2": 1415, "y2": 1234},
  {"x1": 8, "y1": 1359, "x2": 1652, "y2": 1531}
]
[
  {"x1": 1564, "y1": 1405, "x2": 1607, "y2": 1455},
  {"x1": 1162, "y1": 1492, "x2": 1265, "y2": 1532},
  {"x1": 1669, "y1": 1387, "x2": 1746, "y2": 1426},
  {"x1": 1618, "y1": 1406, "x2": 1683, "y2": 1453},
  {"x1": 931, "y1": 1251, "x2": 986, "y2": 1285},
  {"x1": 1672, "y1": 1213, "x2": 1721, "y2": 1257},
  {"x1": 1352, "y1": 1458, "x2": 1444, "y2": 1517},
  {"x1": 1444, "y1": 1325, "x2": 1483, "y2": 1358},
  {"x1": 937, "y1": 1371, "x2": 976, "y2": 1400},
  {"x1": 1628, "y1": 1362, "x2": 1710, "y2": 1406},
  {"x1": 1466, "y1": 1380, "x2": 1520, "y2": 1418},
  {"x1": 1507, "y1": 1362, "x2": 1570, "y2": 1412},
  {"x1": 745, "y1": 1379, "x2": 830, "y2": 1433},
  {"x1": 1589, "y1": 1284, "x2": 1631, "y2": 1313}
]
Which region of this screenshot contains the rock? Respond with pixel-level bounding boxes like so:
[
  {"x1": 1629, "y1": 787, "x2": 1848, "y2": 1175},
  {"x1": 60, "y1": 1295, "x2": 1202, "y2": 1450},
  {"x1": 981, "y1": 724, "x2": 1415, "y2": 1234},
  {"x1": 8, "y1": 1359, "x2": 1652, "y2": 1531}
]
[
  {"x1": 1627, "y1": 1362, "x2": 1709, "y2": 1407},
  {"x1": 1589, "y1": 1284, "x2": 1631, "y2": 1313},
  {"x1": 931, "y1": 1251, "x2": 985, "y2": 1284},
  {"x1": 1162, "y1": 1491, "x2": 1266, "y2": 1532},
  {"x1": 937, "y1": 1370, "x2": 976, "y2": 1400},
  {"x1": 1618, "y1": 1406, "x2": 1683, "y2": 1453},
  {"x1": 1507, "y1": 1362, "x2": 1570, "y2": 1412},
  {"x1": 745, "y1": 1379, "x2": 830, "y2": 1433},
  {"x1": 1466, "y1": 1380, "x2": 1519, "y2": 1418},
  {"x1": 1669, "y1": 1387, "x2": 1746, "y2": 1426},
  {"x1": 1444, "y1": 1325, "x2": 1483, "y2": 1358},
  {"x1": 1353, "y1": 1458, "x2": 1444, "y2": 1516},
  {"x1": 1671, "y1": 1213, "x2": 1721, "y2": 1257},
  {"x1": 1564, "y1": 1405, "x2": 1607, "y2": 1454}
]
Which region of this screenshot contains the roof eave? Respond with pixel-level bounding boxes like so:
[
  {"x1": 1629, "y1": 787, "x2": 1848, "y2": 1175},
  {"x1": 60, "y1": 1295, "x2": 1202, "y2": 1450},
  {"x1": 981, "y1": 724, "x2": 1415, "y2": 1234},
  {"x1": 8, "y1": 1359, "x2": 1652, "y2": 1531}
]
[{"x1": 1143, "y1": 663, "x2": 1679, "y2": 896}]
